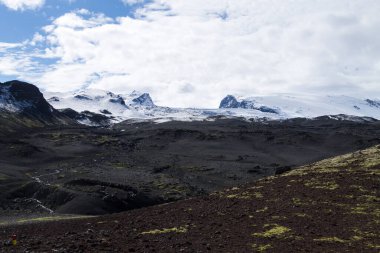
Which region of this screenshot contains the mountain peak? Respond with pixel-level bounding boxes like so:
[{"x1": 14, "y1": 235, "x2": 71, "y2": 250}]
[
  {"x1": 132, "y1": 93, "x2": 155, "y2": 107},
  {"x1": 219, "y1": 95, "x2": 240, "y2": 109},
  {"x1": 0, "y1": 80, "x2": 73, "y2": 125},
  {"x1": 366, "y1": 99, "x2": 380, "y2": 108},
  {"x1": 219, "y1": 94, "x2": 279, "y2": 114},
  {"x1": 1, "y1": 80, "x2": 52, "y2": 114}
]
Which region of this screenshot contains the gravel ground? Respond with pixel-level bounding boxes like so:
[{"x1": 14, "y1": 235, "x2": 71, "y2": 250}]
[{"x1": 1, "y1": 145, "x2": 379, "y2": 253}]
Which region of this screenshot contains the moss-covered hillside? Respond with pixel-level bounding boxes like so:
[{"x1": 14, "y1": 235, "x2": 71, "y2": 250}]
[{"x1": 1, "y1": 145, "x2": 379, "y2": 252}]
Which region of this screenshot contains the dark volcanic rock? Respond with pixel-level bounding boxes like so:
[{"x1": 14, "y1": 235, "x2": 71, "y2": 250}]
[
  {"x1": 0, "y1": 81, "x2": 74, "y2": 131},
  {"x1": 81, "y1": 111, "x2": 112, "y2": 126},
  {"x1": 275, "y1": 166, "x2": 292, "y2": 175},
  {"x1": 0, "y1": 115, "x2": 380, "y2": 218},
  {"x1": 100, "y1": 109, "x2": 112, "y2": 115},
  {"x1": 1, "y1": 146, "x2": 379, "y2": 253},
  {"x1": 1, "y1": 80, "x2": 57, "y2": 118},
  {"x1": 109, "y1": 97, "x2": 126, "y2": 106},
  {"x1": 59, "y1": 108, "x2": 112, "y2": 126},
  {"x1": 366, "y1": 99, "x2": 380, "y2": 108},
  {"x1": 257, "y1": 105, "x2": 278, "y2": 114},
  {"x1": 47, "y1": 96, "x2": 60, "y2": 102},
  {"x1": 74, "y1": 95, "x2": 92, "y2": 101},
  {"x1": 59, "y1": 108, "x2": 81, "y2": 119}
]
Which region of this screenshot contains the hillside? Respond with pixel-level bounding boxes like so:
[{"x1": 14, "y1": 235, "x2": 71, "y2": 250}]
[
  {"x1": 0, "y1": 81, "x2": 74, "y2": 133},
  {"x1": 1, "y1": 145, "x2": 379, "y2": 252},
  {"x1": 1, "y1": 117, "x2": 379, "y2": 219}
]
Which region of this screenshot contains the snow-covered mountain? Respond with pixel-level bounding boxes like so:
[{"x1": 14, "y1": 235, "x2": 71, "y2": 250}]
[
  {"x1": 219, "y1": 94, "x2": 380, "y2": 120},
  {"x1": 44, "y1": 89, "x2": 287, "y2": 124},
  {"x1": 44, "y1": 89, "x2": 380, "y2": 125},
  {"x1": 3, "y1": 80, "x2": 378, "y2": 128},
  {"x1": 45, "y1": 89, "x2": 157, "y2": 123}
]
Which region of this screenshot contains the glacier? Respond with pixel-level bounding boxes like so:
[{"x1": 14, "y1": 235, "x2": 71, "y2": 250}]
[{"x1": 43, "y1": 89, "x2": 380, "y2": 125}]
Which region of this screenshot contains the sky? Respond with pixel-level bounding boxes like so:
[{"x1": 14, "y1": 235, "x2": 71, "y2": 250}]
[{"x1": 0, "y1": 0, "x2": 379, "y2": 108}]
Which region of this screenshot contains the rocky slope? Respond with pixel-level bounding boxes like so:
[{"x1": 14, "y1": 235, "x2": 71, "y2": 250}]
[
  {"x1": 1, "y1": 145, "x2": 379, "y2": 252},
  {"x1": 0, "y1": 117, "x2": 379, "y2": 218},
  {"x1": 0, "y1": 81, "x2": 74, "y2": 133}
]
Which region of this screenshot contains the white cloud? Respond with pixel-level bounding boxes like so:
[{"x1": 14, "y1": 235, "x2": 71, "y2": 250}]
[
  {"x1": 0, "y1": 42, "x2": 22, "y2": 52},
  {"x1": 0, "y1": 0, "x2": 44, "y2": 10},
  {"x1": 0, "y1": 54, "x2": 34, "y2": 76},
  {"x1": 121, "y1": 0, "x2": 144, "y2": 6},
  {"x1": 2, "y1": 0, "x2": 380, "y2": 107}
]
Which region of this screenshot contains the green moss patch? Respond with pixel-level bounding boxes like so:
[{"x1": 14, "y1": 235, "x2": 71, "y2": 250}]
[
  {"x1": 0, "y1": 173, "x2": 8, "y2": 181},
  {"x1": 253, "y1": 224, "x2": 291, "y2": 238},
  {"x1": 141, "y1": 226, "x2": 188, "y2": 235},
  {"x1": 251, "y1": 244, "x2": 272, "y2": 252},
  {"x1": 313, "y1": 237, "x2": 346, "y2": 243},
  {"x1": 304, "y1": 179, "x2": 339, "y2": 190},
  {"x1": 16, "y1": 215, "x2": 95, "y2": 224}
]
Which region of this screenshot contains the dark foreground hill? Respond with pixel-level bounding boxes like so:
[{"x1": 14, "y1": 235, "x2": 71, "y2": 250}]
[{"x1": 1, "y1": 145, "x2": 379, "y2": 252}]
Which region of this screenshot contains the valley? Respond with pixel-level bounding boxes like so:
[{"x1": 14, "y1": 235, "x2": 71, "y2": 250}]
[
  {"x1": 0, "y1": 80, "x2": 379, "y2": 252},
  {"x1": 1, "y1": 0, "x2": 379, "y2": 250},
  {"x1": 1, "y1": 117, "x2": 380, "y2": 219},
  {"x1": 1, "y1": 144, "x2": 379, "y2": 252}
]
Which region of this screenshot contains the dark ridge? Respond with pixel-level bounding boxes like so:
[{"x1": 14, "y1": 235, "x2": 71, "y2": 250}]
[{"x1": 0, "y1": 81, "x2": 75, "y2": 133}]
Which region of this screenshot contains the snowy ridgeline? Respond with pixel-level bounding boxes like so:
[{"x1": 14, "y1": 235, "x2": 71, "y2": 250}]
[
  {"x1": 219, "y1": 94, "x2": 380, "y2": 119},
  {"x1": 2, "y1": 80, "x2": 377, "y2": 125},
  {"x1": 43, "y1": 89, "x2": 380, "y2": 124}
]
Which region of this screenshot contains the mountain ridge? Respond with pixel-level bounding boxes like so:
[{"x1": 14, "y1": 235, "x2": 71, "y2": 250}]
[
  {"x1": 47, "y1": 88, "x2": 380, "y2": 124},
  {"x1": 0, "y1": 80, "x2": 75, "y2": 132},
  {"x1": 2, "y1": 80, "x2": 380, "y2": 127},
  {"x1": 219, "y1": 94, "x2": 380, "y2": 119}
]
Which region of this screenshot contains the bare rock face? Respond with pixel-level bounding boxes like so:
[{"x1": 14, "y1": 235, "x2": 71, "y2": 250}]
[
  {"x1": 59, "y1": 108, "x2": 112, "y2": 126},
  {"x1": 219, "y1": 95, "x2": 279, "y2": 114},
  {"x1": 0, "y1": 81, "x2": 69, "y2": 122},
  {"x1": 366, "y1": 99, "x2": 380, "y2": 108},
  {"x1": 1, "y1": 81, "x2": 53, "y2": 114},
  {"x1": 132, "y1": 93, "x2": 155, "y2": 107},
  {"x1": 0, "y1": 80, "x2": 74, "y2": 130},
  {"x1": 219, "y1": 95, "x2": 240, "y2": 108}
]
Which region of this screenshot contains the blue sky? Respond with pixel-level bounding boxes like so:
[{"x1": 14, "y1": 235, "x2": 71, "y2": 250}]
[
  {"x1": 0, "y1": 0, "x2": 379, "y2": 107},
  {"x1": 0, "y1": 0, "x2": 137, "y2": 43}
]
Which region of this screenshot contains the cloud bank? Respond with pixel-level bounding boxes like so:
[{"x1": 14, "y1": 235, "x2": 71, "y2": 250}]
[
  {"x1": 0, "y1": 0, "x2": 44, "y2": 10},
  {"x1": 1, "y1": 0, "x2": 380, "y2": 107}
]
